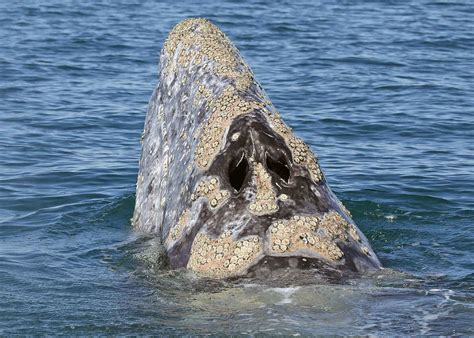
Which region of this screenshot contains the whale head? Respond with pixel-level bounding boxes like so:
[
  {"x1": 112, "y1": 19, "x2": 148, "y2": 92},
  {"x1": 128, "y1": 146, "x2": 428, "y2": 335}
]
[{"x1": 134, "y1": 18, "x2": 382, "y2": 279}]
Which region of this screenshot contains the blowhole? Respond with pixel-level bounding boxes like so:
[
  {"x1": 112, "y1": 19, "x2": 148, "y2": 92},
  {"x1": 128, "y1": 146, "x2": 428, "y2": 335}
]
[
  {"x1": 266, "y1": 154, "x2": 290, "y2": 183},
  {"x1": 228, "y1": 153, "x2": 248, "y2": 192}
]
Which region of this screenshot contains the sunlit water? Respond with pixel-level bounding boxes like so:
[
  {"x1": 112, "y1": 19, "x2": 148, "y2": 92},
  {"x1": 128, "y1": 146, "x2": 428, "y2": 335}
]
[{"x1": 1, "y1": 0, "x2": 473, "y2": 335}]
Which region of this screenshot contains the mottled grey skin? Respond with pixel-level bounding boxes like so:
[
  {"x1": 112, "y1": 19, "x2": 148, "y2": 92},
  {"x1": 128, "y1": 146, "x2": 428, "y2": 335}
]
[{"x1": 133, "y1": 18, "x2": 382, "y2": 279}]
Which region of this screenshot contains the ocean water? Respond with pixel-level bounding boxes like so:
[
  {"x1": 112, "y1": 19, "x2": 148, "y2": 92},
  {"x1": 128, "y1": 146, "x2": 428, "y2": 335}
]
[{"x1": 1, "y1": 0, "x2": 473, "y2": 335}]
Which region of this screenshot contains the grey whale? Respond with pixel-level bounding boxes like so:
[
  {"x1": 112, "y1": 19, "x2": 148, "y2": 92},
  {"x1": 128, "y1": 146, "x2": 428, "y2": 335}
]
[{"x1": 133, "y1": 18, "x2": 381, "y2": 278}]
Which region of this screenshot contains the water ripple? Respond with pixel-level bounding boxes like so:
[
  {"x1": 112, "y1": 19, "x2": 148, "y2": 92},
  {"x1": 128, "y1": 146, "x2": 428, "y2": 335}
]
[{"x1": 0, "y1": 0, "x2": 473, "y2": 335}]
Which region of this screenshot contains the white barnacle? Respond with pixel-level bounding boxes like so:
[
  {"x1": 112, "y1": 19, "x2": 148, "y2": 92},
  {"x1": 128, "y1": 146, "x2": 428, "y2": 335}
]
[{"x1": 231, "y1": 132, "x2": 240, "y2": 141}]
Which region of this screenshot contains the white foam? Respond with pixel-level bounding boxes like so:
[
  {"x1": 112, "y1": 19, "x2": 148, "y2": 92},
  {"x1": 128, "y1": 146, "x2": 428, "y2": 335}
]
[
  {"x1": 416, "y1": 288, "x2": 455, "y2": 334},
  {"x1": 266, "y1": 287, "x2": 301, "y2": 305}
]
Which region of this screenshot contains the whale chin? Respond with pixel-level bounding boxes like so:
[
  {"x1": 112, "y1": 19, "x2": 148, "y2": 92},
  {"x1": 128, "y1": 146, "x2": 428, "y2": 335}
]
[
  {"x1": 244, "y1": 256, "x2": 351, "y2": 282},
  {"x1": 240, "y1": 248, "x2": 383, "y2": 284}
]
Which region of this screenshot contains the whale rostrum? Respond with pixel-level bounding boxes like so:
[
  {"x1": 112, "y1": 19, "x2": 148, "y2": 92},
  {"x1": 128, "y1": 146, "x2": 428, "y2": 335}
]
[{"x1": 133, "y1": 18, "x2": 382, "y2": 278}]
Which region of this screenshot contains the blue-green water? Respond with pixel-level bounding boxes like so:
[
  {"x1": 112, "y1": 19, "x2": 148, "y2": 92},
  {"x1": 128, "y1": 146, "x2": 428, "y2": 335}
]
[{"x1": 1, "y1": 0, "x2": 473, "y2": 335}]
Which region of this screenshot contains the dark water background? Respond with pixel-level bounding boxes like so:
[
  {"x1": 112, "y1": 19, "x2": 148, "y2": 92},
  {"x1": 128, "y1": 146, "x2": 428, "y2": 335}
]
[{"x1": 1, "y1": 0, "x2": 473, "y2": 335}]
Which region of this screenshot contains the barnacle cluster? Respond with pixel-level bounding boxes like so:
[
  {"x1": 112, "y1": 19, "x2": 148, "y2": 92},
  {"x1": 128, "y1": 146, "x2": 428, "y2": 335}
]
[
  {"x1": 248, "y1": 163, "x2": 279, "y2": 215},
  {"x1": 165, "y1": 209, "x2": 189, "y2": 246},
  {"x1": 191, "y1": 176, "x2": 230, "y2": 209},
  {"x1": 194, "y1": 89, "x2": 264, "y2": 168},
  {"x1": 187, "y1": 230, "x2": 263, "y2": 278},
  {"x1": 267, "y1": 211, "x2": 361, "y2": 261},
  {"x1": 269, "y1": 114, "x2": 323, "y2": 183}
]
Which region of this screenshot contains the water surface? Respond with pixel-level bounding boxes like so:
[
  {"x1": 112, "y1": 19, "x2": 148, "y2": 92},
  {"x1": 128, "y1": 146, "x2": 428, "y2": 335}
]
[{"x1": 1, "y1": 0, "x2": 473, "y2": 335}]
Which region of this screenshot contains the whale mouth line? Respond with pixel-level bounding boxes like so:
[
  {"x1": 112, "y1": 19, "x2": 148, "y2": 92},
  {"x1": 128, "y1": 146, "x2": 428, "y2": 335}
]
[{"x1": 242, "y1": 254, "x2": 351, "y2": 281}]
